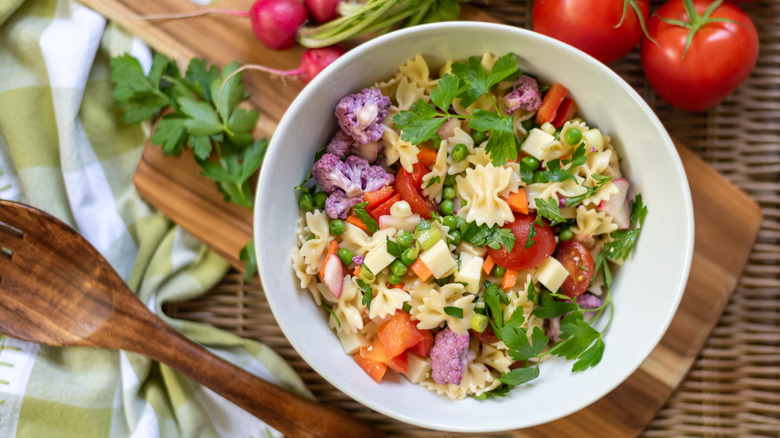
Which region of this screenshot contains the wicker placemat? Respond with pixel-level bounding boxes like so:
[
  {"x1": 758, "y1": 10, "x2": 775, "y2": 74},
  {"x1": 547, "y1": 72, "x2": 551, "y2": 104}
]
[{"x1": 165, "y1": 1, "x2": 780, "y2": 436}]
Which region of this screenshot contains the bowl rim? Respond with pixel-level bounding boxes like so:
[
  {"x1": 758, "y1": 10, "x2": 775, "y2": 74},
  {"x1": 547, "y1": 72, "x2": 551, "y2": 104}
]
[{"x1": 255, "y1": 21, "x2": 695, "y2": 432}]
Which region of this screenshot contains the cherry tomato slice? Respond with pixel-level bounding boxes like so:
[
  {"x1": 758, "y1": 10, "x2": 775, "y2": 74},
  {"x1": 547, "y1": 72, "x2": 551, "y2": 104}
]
[
  {"x1": 486, "y1": 213, "x2": 556, "y2": 270},
  {"x1": 555, "y1": 240, "x2": 596, "y2": 298},
  {"x1": 470, "y1": 326, "x2": 499, "y2": 345},
  {"x1": 395, "y1": 162, "x2": 437, "y2": 219}
]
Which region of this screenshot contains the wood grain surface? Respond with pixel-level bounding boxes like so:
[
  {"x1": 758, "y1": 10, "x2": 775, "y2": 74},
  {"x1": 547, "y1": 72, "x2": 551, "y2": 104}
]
[{"x1": 77, "y1": 0, "x2": 763, "y2": 435}]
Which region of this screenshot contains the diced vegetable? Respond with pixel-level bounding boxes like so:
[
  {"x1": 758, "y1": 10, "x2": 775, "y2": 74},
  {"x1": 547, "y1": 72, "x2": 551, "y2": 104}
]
[
  {"x1": 482, "y1": 254, "x2": 496, "y2": 275},
  {"x1": 501, "y1": 269, "x2": 518, "y2": 291},
  {"x1": 417, "y1": 148, "x2": 438, "y2": 168},
  {"x1": 535, "y1": 83, "x2": 568, "y2": 125},
  {"x1": 363, "y1": 339, "x2": 408, "y2": 374},
  {"x1": 378, "y1": 312, "x2": 425, "y2": 358},
  {"x1": 354, "y1": 350, "x2": 387, "y2": 383},
  {"x1": 551, "y1": 98, "x2": 577, "y2": 128},
  {"x1": 410, "y1": 257, "x2": 433, "y2": 282},
  {"x1": 414, "y1": 226, "x2": 443, "y2": 251},
  {"x1": 407, "y1": 328, "x2": 434, "y2": 358},
  {"x1": 368, "y1": 193, "x2": 401, "y2": 221},
  {"x1": 504, "y1": 190, "x2": 529, "y2": 214},
  {"x1": 346, "y1": 215, "x2": 370, "y2": 233},
  {"x1": 364, "y1": 186, "x2": 395, "y2": 211},
  {"x1": 470, "y1": 313, "x2": 489, "y2": 333}
]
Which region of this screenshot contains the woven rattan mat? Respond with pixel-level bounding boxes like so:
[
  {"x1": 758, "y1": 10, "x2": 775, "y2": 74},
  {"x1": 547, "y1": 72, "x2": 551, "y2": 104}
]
[{"x1": 165, "y1": 1, "x2": 780, "y2": 436}]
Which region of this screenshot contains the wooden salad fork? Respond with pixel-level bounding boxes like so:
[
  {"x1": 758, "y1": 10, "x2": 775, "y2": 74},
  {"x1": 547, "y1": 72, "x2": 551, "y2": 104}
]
[{"x1": 0, "y1": 200, "x2": 384, "y2": 438}]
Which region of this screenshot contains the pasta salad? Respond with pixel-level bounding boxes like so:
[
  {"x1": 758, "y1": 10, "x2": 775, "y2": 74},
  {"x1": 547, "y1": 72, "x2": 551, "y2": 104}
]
[{"x1": 291, "y1": 52, "x2": 647, "y2": 400}]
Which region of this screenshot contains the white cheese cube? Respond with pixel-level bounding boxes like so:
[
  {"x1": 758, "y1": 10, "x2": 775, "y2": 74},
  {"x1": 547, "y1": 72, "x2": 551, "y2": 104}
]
[
  {"x1": 521, "y1": 128, "x2": 557, "y2": 160},
  {"x1": 419, "y1": 239, "x2": 457, "y2": 279},
  {"x1": 363, "y1": 243, "x2": 395, "y2": 274},
  {"x1": 534, "y1": 256, "x2": 570, "y2": 293},
  {"x1": 405, "y1": 353, "x2": 431, "y2": 384},
  {"x1": 454, "y1": 252, "x2": 483, "y2": 294},
  {"x1": 336, "y1": 331, "x2": 369, "y2": 355}
]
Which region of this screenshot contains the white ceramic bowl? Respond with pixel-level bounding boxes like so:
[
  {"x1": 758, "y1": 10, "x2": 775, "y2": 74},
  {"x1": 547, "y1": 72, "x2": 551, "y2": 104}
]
[{"x1": 255, "y1": 22, "x2": 694, "y2": 432}]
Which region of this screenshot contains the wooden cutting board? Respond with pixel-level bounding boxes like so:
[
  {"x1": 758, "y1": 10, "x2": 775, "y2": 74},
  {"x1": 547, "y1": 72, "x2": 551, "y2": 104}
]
[{"x1": 78, "y1": 0, "x2": 762, "y2": 435}]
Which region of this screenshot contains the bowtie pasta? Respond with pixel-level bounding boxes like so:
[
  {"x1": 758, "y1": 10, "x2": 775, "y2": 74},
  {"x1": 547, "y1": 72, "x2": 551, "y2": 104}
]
[{"x1": 292, "y1": 52, "x2": 647, "y2": 400}]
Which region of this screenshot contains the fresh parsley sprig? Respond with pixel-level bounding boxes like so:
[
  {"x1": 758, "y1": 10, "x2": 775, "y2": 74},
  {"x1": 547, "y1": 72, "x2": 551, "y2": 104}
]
[
  {"x1": 111, "y1": 53, "x2": 268, "y2": 277},
  {"x1": 605, "y1": 194, "x2": 648, "y2": 261},
  {"x1": 393, "y1": 53, "x2": 521, "y2": 166}
]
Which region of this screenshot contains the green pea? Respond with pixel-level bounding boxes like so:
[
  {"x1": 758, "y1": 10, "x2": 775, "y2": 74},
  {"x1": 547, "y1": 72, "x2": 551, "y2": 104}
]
[
  {"x1": 443, "y1": 215, "x2": 459, "y2": 231},
  {"x1": 448, "y1": 229, "x2": 462, "y2": 245},
  {"x1": 440, "y1": 199, "x2": 455, "y2": 216},
  {"x1": 313, "y1": 191, "x2": 328, "y2": 210},
  {"x1": 520, "y1": 155, "x2": 540, "y2": 171},
  {"x1": 491, "y1": 265, "x2": 506, "y2": 277},
  {"x1": 471, "y1": 130, "x2": 487, "y2": 144},
  {"x1": 443, "y1": 174, "x2": 457, "y2": 186},
  {"x1": 396, "y1": 230, "x2": 414, "y2": 248},
  {"x1": 329, "y1": 219, "x2": 345, "y2": 236},
  {"x1": 553, "y1": 129, "x2": 561, "y2": 140},
  {"x1": 391, "y1": 259, "x2": 408, "y2": 276},
  {"x1": 533, "y1": 171, "x2": 548, "y2": 184},
  {"x1": 565, "y1": 127, "x2": 582, "y2": 145},
  {"x1": 337, "y1": 248, "x2": 353, "y2": 265},
  {"x1": 442, "y1": 186, "x2": 456, "y2": 200},
  {"x1": 452, "y1": 143, "x2": 468, "y2": 162},
  {"x1": 388, "y1": 273, "x2": 404, "y2": 285},
  {"x1": 306, "y1": 233, "x2": 315, "y2": 241},
  {"x1": 401, "y1": 247, "x2": 419, "y2": 266},
  {"x1": 298, "y1": 193, "x2": 314, "y2": 211},
  {"x1": 559, "y1": 229, "x2": 573, "y2": 241}
]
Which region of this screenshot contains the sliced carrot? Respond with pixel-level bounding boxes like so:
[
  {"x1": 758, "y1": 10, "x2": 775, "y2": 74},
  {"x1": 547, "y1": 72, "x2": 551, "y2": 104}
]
[
  {"x1": 354, "y1": 350, "x2": 387, "y2": 383},
  {"x1": 501, "y1": 269, "x2": 519, "y2": 291},
  {"x1": 482, "y1": 255, "x2": 496, "y2": 275},
  {"x1": 320, "y1": 240, "x2": 339, "y2": 278},
  {"x1": 346, "y1": 215, "x2": 369, "y2": 233},
  {"x1": 416, "y1": 148, "x2": 438, "y2": 168},
  {"x1": 504, "y1": 190, "x2": 529, "y2": 214},
  {"x1": 363, "y1": 186, "x2": 395, "y2": 211},
  {"x1": 353, "y1": 265, "x2": 361, "y2": 277},
  {"x1": 410, "y1": 258, "x2": 433, "y2": 282},
  {"x1": 535, "y1": 83, "x2": 568, "y2": 125}
]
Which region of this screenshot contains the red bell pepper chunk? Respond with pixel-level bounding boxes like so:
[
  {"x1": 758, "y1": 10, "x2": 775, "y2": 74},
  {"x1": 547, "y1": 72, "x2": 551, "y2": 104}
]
[{"x1": 535, "y1": 83, "x2": 568, "y2": 125}]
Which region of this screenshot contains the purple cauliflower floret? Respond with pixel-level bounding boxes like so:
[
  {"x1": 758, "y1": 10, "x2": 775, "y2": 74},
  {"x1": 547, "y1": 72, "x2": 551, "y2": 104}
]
[
  {"x1": 351, "y1": 254, "x2": 364, "y2": 265},
  {"x1": 546, "y1": 317, "x2": 563, "y2": 343},
  {"x1": 335, "y1": 88, "x2": 391, "y2": 144},
  {"x1": 325, "y1": 191, "x2": 363, "y2": 219},
  {"x1": 312, "y1": 153, "x2": 364, "y2": 198},
  {"x1": 502, "y1": 75, "x2": 542, "y2": 114},
  {"x1": 429, "y1": 328, "x2": 474, "y2": 386},
  {"x1": 576, "y1": 292, "x2": 603, "y2": 310},
  {"x1": 312, "y1": 153, "x2": 394, "y2": 219},
  {"x1": 326, "y1": 130, "x2": 381, "y2": 163},
  {"x1": 362, "y1": 163, "x2": 394, "y2": 193}
]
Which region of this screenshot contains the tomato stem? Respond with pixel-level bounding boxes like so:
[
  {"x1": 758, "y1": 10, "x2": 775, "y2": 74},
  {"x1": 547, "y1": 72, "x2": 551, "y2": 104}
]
[
  {"x1": 657, "y1": 0, "x2": 743, "y2": 60},
  {"x1": 618, "y1": 0, "x2": 656, "y2": 45}
]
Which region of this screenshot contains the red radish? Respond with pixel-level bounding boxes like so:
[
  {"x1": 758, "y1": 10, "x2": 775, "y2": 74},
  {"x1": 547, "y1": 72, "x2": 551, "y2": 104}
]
[
  {"x1": 131, "y1": 0, "x2": 308, "y2": 51},
  {"x1": 305, "y1": 0, "x2": 341, "y2": 23},
  {"x1": 321, "y1": 254, "x2": 343, "y2": 297},
  {"x1": 224, "y1": 45, "x2": 345, "y2": 85},
  {"x1": 597, "y1": 177, "x2": 631, "y2": 229},
  {"x1": 249, "y1": 0, "x2": 309, "y2": 50}
]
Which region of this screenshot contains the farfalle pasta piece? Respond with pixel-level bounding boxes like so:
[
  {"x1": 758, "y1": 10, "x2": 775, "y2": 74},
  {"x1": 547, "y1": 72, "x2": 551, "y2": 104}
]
[
  {"x1": 476, "y1": 343, "x2": 513, "y2": 374},
  {"x1": 393, "y1": 76, "x2": 427, "y2": 112},
  {"x1": 409, "y1": 283, "x2": 475, "y2": 334},
  {"x1": 328, "y1": 276, "x2": 367, "y2": 335},
  {"x1": 399, "y1": 54, "x2": 438, "y2": 93},
  {"x1": 456, "y1": 163, "x2": 516, "y2": 227},
  {"x1": 524, "y1": 179, "x2": 588, "y2": 211},
  {"x1": 297, "y1": 210, "x2": 331, "y2": 276},
  {"x1": 292, "y1": 247, "x2": 314, "y2": 289},
  {"x1": 571, "y1": 206, "x2": 618, "y2": 243},
  {"x1": 422, "y1": 141, "x2": 449, "y2": 201},
  {"x1": 339, "y1": 222, "x2": 396, "y2": 257},
  {"x1": 381, "y1": 120, "x2": 419, "y2": 173},
  {"x1": 369, "y1": 273, "x2": 412, "y2": 319}
]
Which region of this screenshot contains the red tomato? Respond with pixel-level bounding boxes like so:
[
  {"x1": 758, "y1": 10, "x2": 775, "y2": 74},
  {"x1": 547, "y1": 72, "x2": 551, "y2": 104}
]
[
  {"x1": 640, "y1": 0, "x2": 759, "y2": 111},
  {"x1": 368, "y1": 193, "x2": 401, "y2": 221},
  {"x1": 555, "y1": 241, "x2": 595, "y2": 298},
  {"x1": 470, "y1": 326, "x2": 499, "y2": 345},
  {"x1": 486, "y1": 213, "x2": 556, "y2": 270},
  {"x1": 532, "y1": 0, "x2": 650, "y2": 63},
  {"x1": 395, "y1": 162, "x2": 437, "y2": 219}
]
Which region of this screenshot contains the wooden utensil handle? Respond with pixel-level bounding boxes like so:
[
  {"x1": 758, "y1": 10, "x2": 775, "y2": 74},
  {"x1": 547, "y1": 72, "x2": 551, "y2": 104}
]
[{"x1": 110, "y1": 295, "x2": 385, "y2": 438}]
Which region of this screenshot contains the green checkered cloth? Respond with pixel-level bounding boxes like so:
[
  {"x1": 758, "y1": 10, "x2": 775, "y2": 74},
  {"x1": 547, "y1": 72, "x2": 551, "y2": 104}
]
[{"x1": 0, "y1": 0, "x2": 311, "y2": 436}]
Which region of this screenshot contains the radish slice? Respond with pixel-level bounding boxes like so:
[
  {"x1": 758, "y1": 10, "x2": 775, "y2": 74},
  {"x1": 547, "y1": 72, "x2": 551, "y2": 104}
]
[
  {"x1": 598, "y1": 178, "x2": 631, "y2": 229},
  {"x1": 321, "y1": 254, "x2": 344, "y2": 298}
]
